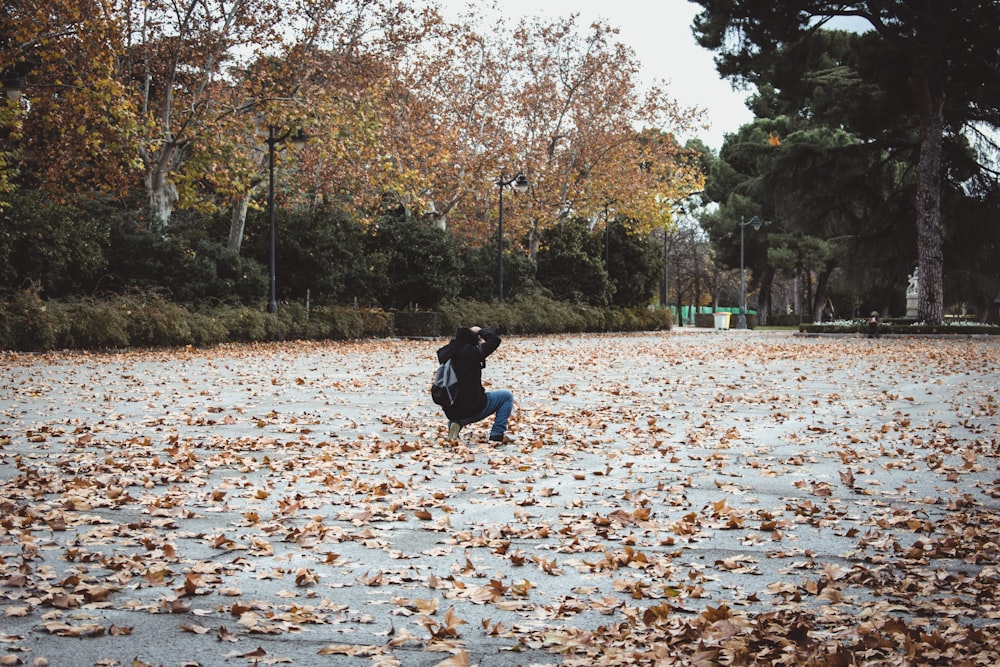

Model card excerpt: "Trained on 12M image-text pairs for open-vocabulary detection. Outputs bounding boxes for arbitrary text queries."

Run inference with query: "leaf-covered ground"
[1,331,998,666]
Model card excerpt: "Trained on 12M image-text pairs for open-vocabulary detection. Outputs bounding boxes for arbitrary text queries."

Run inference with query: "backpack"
[431,358,459,407]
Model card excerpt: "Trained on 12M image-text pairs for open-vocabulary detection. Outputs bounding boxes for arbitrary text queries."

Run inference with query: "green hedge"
[437,296,671,336]
[0,291,672,352]
[799,320,1000,335]
[767,313,802,327]
[0,291,392,351]
[392,311,443,338]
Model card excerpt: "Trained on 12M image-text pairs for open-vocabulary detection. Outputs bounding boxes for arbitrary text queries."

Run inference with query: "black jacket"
[436,327,501,420]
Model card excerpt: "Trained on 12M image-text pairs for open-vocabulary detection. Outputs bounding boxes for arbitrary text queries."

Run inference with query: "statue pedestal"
[906,297,918,318]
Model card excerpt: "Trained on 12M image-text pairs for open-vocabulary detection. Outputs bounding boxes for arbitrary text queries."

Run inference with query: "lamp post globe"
[3,75,23,102]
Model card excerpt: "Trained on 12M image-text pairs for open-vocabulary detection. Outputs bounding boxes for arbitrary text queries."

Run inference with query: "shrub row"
[0,291,672,352]
[440,296,672,336]
[799,320,1000,335]
[0,291,393,351]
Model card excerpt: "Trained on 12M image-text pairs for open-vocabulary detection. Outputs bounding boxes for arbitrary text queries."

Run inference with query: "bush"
[535,218,612,306]
[243,206,370,306]
[357,310,393,338]
[392,311,443,338]
[439,299,502,335]
[768,313,802,327]
[64,298,131,349]
[0,293,672,352]
[187,310,231,347]
[0,289,64,351]
[0,191,110,297]
[217,306,271,342]
[633,307,673,331]
[439,296,672,336]
[120,294,193,347]
[107,216,266,305]
[310,306,362,339]
[274,302,310,340]
[604,306,672,332]
[457,242,538,303]
[799,320,1000,335]
[506,295,592,334]
[366,214,461,310]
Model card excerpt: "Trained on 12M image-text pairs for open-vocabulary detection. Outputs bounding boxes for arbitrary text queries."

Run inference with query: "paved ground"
[1,329,998,666]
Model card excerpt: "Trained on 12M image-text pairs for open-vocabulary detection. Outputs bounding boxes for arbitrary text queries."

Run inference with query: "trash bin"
[713,312,731,330]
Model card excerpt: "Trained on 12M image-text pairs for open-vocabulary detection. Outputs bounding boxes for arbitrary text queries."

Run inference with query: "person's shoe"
[447,422,461,442]
[488,433,513,445]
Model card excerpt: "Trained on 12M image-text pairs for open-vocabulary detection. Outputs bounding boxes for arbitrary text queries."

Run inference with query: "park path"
[1,331,998,666]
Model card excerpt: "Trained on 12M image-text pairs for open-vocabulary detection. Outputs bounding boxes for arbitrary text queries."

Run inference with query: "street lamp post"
[661,228,669,310]
[496,172,529,305]
[604,202,612,273]
[736,215,762,329]
[264,125,306,313]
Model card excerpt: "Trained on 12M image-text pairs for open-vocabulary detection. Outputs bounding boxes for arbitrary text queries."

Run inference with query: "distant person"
[867,311,881,338]
[822,298,835,322]
[436,326,514,444]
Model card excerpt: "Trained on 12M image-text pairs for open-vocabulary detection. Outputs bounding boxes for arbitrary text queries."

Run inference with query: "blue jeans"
[451,390,514,439]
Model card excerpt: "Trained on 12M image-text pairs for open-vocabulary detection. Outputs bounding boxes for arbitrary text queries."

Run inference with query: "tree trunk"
[915,73,946,325]
[803,268,815,323]
[529,220,541,261]
[812,267,833,323]
[793,272,801,319]
[144,168,177,234]
[756,266,775,326]
[227,192,251,252]
[142,144,181,234]
[674,252,684,327]
[693,245,700,320]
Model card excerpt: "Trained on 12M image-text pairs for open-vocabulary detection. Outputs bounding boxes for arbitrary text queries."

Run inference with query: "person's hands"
[469,326,482,335]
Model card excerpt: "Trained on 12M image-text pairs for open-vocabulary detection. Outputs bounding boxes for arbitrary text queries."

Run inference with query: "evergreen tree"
[692,1,1000,323]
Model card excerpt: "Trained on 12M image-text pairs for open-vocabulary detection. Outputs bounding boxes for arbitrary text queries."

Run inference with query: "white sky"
[434,0,755,151]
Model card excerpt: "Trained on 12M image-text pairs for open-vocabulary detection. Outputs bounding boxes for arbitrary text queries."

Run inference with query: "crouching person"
[436,326,514,445]
[867,311,881,338]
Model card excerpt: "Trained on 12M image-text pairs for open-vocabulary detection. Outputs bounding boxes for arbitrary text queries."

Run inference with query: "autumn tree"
[692,0,1000,324]
[389,11,706,260]
[1,0,138,205]
[375,5,519,232]
[276,4,443,225]
[662,218,714,326]
[0,98,21,204]
[507,15,705,258]
[114,0,439,237]
[119,0,307,233]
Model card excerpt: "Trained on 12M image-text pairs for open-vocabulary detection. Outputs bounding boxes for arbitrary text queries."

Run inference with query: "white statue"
[905,268,919,317]
[906,269,919,298]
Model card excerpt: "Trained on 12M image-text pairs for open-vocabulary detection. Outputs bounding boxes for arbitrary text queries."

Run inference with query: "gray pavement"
[1,330,998,666]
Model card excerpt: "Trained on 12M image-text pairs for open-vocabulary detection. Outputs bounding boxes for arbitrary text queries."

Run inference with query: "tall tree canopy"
[387,10,706,255]
[2,0,708,321]
[701,29,921,322]
[1,0,138,202]
[692,0,1000,324]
